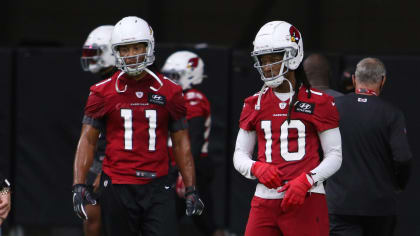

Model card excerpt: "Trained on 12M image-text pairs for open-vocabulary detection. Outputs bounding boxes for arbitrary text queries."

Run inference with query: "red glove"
[278,172,313,212]
[251,162,284,189]
[176,173,186,199]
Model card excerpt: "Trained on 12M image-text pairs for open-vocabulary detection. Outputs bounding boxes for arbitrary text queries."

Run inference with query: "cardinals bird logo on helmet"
[162,51,206,90]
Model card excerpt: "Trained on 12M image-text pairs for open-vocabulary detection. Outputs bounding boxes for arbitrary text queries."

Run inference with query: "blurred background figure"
[304,53,343,98]
[339,66,355,94]
[79,24,116,236]
[81,25,117,78]
[162,51,224,236]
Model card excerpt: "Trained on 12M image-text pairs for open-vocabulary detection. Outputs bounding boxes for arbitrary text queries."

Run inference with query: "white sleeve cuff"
[233,128,257,179]
[311,127,342,183]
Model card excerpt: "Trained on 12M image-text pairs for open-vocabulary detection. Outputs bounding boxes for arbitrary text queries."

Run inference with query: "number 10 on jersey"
[261,120,306,162]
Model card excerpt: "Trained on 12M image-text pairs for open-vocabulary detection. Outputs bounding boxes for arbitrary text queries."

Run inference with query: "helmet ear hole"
[291,48,298,57]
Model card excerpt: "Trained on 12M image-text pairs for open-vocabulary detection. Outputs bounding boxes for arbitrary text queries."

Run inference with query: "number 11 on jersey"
[120,109,157,151]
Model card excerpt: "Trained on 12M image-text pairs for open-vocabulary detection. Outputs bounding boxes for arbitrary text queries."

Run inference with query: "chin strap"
[285,78,293,105]
[115,71,127,93]
[255,84,267,110]
[145,68,163,92]
[254,78,294,110]
[115,68,163,93]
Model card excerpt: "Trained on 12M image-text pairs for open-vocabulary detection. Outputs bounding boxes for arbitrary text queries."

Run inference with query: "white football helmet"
[81,25,115,73]
[251,21,304,88]
[161,51,205,90]
[111,16,155,76]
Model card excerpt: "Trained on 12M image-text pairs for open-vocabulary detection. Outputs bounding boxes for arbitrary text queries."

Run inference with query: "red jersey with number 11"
[84,71,186,184]
[239,86,339,181]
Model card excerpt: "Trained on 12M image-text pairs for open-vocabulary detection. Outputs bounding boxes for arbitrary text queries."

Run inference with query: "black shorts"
[99,172,178,236]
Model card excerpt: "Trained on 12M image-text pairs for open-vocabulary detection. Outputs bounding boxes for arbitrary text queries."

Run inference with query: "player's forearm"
[73,141,95,185]
[172,130,196,187]
[233,129,257,179]
[73,125,99,185]
[311,128,342,183]
[175,150,196,187]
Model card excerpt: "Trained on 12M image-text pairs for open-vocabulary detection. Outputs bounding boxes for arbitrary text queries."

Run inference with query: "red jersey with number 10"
[84,71,186,184]
[239,86,339,181]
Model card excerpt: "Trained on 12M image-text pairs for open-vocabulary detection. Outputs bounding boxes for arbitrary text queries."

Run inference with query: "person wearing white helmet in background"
[162,51,224,236]
[72,16,204,236]
[81,25,117,78]
[79,25,117,236]
[233,21,342,236]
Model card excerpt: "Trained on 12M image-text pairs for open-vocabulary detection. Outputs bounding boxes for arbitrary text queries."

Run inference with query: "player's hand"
[185,186,204,216]
[72,184,97,220]
[251,161,284,189]
[278,172,313,212]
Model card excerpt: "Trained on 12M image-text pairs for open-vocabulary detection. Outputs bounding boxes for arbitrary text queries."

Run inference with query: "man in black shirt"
[326,57,412,236]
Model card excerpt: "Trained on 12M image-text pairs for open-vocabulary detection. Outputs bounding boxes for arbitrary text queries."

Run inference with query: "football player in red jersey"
[162,51,223,236]
[233,21,343,236]
[79,24,117,236]
[72,16,203,236]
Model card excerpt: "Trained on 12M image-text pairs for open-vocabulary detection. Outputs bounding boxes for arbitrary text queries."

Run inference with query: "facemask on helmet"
[161,51,205,90]
[111,16,155,76]
[81,25,115,74]
[251,21,304,88]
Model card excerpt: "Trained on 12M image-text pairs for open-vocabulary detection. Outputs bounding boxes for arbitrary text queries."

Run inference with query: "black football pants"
[329,214,396,236]
[99,172,178,236]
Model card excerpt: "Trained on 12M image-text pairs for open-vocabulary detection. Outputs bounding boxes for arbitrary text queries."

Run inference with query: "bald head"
[355,57,386,85]
[303,53,331,89]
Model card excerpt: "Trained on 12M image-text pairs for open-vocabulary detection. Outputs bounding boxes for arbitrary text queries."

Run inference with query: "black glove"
[185,186,204,216]
[72,184,97,220]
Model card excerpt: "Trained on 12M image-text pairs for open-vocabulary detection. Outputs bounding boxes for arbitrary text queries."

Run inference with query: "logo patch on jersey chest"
[294,101,315,114]
[135,91,144,98]
[279,102,287,109]
[148,93,166,105]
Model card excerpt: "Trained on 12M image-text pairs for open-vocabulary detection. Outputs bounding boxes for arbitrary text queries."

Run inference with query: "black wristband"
[72,184,87,191]
[185,186,197,196]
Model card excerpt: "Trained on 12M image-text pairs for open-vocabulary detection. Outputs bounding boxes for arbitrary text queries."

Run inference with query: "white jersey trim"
[255,182,325,199]
[310,89,323,96]
[95,78,112,87]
